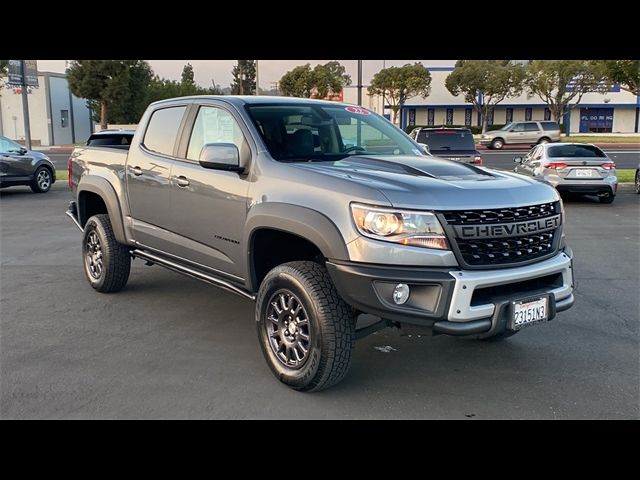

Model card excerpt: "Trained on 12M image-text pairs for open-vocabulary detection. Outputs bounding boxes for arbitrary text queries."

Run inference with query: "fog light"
[393,283,410,305]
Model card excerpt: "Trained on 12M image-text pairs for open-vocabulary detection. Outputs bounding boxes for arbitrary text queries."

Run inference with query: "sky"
[36,60,456,89]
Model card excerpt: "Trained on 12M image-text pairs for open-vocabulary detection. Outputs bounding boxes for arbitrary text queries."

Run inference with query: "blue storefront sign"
[579,108,614,133]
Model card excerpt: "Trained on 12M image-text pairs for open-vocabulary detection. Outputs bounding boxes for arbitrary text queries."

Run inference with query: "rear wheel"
[256,261,355,392]
[490,138,504,150]
[537,136,550,145]
[635,170,640,194]
[599,193,615,204]
[82,214,131,293]
[30,166,52,193]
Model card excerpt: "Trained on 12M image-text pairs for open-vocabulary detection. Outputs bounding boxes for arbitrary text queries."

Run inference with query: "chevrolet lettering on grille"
[453,215,561,239]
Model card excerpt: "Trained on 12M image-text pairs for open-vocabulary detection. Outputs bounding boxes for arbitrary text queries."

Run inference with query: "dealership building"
[0,72,92,146]
[394,66,639,133]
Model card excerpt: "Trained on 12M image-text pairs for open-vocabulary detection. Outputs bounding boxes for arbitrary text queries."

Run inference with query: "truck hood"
[290,155,559,210]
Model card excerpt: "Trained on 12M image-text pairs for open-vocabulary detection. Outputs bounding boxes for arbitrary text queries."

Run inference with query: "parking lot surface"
[1,183,638,419]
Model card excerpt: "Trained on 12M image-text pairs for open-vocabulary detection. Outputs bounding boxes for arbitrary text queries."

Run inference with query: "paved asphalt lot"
[43,147,640,171]
[1,184,638,419]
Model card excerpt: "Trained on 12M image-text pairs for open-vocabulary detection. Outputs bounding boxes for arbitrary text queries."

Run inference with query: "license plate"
[511,297,548,329]
[575,169,593,177]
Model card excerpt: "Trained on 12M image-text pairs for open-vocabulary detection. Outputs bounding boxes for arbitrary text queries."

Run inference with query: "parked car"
[86,130,136,148]
[67,96,574,391]
[481,121,561,150]
[409,127,482,164]
[0,135,56,193]
[514,143,617,203]
[635,164,640,194]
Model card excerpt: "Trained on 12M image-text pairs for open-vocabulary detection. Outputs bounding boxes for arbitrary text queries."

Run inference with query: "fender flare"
[77,176,127,244]
[244,203,349,288]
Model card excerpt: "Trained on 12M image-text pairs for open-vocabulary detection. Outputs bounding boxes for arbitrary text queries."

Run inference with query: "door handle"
[174,175,190,187]
[130,166,143,176]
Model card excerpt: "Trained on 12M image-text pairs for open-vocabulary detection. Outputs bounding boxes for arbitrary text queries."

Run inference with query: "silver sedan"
[514,143,618,204]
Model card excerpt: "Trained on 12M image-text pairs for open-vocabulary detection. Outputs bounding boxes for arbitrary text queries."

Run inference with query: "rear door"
[126,104,188,248]
[523,122,542,143]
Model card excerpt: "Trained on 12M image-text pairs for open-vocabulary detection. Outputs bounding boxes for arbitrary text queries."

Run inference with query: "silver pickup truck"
[67,96,575,391]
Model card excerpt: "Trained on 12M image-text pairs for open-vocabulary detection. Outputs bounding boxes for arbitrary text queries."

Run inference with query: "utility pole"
[255,60,259,95]
[20,60,32,150]
[357,60,363,106]
[239,62,244,95]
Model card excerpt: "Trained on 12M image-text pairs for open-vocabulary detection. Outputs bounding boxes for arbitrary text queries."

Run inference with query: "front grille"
[442,202,558,225]
[440,202,561,268]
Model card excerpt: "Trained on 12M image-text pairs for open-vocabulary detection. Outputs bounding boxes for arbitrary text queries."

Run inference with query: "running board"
[131,249,256,301]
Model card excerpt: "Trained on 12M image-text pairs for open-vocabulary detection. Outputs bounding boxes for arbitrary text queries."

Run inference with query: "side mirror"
[513,157,524,163]
[418,142,430,154]
[199,143,244,173]
[19,147,28,155]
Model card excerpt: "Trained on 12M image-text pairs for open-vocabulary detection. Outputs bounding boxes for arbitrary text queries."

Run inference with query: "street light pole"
[20,60,32,150]
[357,60,363,106]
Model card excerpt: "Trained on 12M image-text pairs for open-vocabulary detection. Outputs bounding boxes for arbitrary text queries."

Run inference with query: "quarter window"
[186,106,246,161]
[143,106,187,156]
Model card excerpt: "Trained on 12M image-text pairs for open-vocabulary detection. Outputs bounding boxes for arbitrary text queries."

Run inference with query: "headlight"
[351,203,449,250]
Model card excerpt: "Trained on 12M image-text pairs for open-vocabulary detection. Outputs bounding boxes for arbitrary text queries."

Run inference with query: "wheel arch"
[77,176,127,243]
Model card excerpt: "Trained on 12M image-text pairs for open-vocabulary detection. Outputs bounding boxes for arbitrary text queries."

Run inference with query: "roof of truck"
[150,95,352,108]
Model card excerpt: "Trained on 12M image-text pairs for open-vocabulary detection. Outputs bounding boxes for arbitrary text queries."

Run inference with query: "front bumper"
[326,248,574,337]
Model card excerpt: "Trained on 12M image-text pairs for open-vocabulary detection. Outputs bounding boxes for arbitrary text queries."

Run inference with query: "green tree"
[279,64,314,97]
[445,60,525,133]
[524,60,606,123]
[368,63,432,124]
[231,60,256,95]
[181,63,196,89]
[67,60,152,129]
[0,60,8,88]
[596,60,640,96]
[279,61,352,99]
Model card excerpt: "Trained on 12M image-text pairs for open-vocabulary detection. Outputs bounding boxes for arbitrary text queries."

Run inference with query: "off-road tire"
[82,214,130,293]
[256,261,355,392]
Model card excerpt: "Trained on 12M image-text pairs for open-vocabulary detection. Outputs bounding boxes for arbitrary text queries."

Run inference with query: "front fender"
[244,202,349,287]
[77,175,127,244]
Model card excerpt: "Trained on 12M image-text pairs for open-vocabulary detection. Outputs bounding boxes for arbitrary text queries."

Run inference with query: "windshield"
[0,136,24,153]
[245,104,423,161]
[500,123,514,131]
[418,130,475,151]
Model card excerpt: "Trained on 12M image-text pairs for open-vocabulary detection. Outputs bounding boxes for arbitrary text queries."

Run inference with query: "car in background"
[0,135,56,193]
[409,127,482,164]
[514,143,617,203]
[86,130,135,149]
[481,121,561,150]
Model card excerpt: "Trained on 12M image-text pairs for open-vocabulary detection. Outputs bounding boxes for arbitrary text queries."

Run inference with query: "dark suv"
[410,127,482,164]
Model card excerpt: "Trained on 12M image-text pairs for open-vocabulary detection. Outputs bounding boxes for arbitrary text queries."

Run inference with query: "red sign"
[345,106,370,115]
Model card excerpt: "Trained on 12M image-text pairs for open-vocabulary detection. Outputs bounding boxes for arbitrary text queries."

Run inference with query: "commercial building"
[391,66,639,133]
[0,72,93,146]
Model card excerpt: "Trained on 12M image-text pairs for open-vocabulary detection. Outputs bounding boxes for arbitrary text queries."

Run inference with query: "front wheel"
[256,261,355,392]
[82,214,131,293]
[490,138,504,150]
[635,170,640,194]
[30,166,52,193]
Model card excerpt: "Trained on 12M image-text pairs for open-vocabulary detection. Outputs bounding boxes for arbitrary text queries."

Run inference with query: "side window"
[512,123,525,132]
[0,138,13,153]
[186,106,246,161]
[528,146,541,161]
[416,130,428,143]
[525,123,539,131]
[143,106,187,156]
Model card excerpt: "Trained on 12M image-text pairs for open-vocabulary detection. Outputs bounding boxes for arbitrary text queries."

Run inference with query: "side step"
[131,249,256,301]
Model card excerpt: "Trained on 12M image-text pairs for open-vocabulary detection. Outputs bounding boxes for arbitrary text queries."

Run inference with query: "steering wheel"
[342,145,366,153]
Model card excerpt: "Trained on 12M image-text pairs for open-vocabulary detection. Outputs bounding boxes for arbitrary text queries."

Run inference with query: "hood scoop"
[338,155,497,181]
